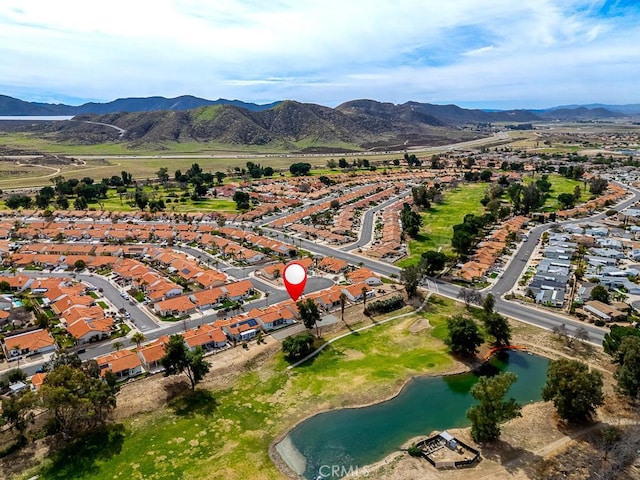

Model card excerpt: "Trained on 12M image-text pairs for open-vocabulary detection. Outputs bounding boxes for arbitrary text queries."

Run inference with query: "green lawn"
[0,184,237,213]
[397,183,488,267]
[34,296,461,480]
[524,174,584,211]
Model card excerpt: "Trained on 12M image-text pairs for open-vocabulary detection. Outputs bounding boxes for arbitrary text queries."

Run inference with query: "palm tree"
[361,286,369,313]
[112,341,124,351]
[264,291,271,308]
[339,293,347,324]
[130,332,145,349]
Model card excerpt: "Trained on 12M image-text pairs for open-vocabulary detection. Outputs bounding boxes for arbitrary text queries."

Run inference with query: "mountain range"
[0,94,637,151]
[0,94,279,116]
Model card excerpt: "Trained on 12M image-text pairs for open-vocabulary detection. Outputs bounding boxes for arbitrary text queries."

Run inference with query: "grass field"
[524,174,585,211]
[397,183,488,267]
[35,296,460,480]
[0,183,237,213]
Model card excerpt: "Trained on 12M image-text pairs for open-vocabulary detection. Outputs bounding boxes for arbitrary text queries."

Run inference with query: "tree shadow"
[163,378,191,403]
[480,438,542,475]
[168,389,218,417]
[41,424,125,479]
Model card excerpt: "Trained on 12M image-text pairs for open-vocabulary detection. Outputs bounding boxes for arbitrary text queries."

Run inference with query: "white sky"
[1,0,638,108]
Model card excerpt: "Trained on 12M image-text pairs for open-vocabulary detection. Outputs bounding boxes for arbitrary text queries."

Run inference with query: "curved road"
[263,181,640,347]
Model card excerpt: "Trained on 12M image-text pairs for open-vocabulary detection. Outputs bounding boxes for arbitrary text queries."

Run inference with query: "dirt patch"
[408,318,431,333]
[114,336,281,420]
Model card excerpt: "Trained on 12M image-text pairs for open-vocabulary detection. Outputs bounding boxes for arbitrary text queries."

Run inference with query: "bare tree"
[457,288,482,309]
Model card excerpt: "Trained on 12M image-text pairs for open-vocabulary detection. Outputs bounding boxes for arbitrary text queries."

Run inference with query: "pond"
[278,350,549,479]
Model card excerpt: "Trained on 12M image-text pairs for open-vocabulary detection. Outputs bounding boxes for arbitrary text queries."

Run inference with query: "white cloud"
[0,0,638,108]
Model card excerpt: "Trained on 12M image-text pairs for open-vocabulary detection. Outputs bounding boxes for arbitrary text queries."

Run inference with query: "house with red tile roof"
[222,279,254,301]
[137,335,170,372]
[62,305,114,344]
[0,274,33,291]
[97,349,143,379]
[154,295,197,317]
[182,324,228,351]
[3,329,56,360]
[216,316,260,342]
[347,267,382,285]
[341,282,374,303]
[193,270,227,289]
[246,302,297,331]
[318,256,348,274]
[30,372,47,391]
[189,287,227,310]
[308,285,345,311]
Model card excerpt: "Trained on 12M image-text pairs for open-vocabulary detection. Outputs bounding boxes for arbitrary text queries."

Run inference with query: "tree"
[160,335,210,390]
[483,313,512,347]
[134,188,149,210]
[74,259,86,271]
[521,183,543,214]
[603,325,640,361]
[362,286,369,313]
[0,280,11,292]
[451,227,473,257]
[479,169,492,182]
[590,285,610,304]
[419,250,446,276]
[1,390,37,442]
[467,372,521,442]
[536,175,552,193]
[400,265,422,298]
[233,191,251,211]
[297,298,321,337]
[542,359,604,423]
[41,364,116,439]
[282,332,315,361]
[458,287,482,309]
[156,167,169,183]
[339,292,347,324]
[445,315,484,357]
[482,293,495,315]
[589,177,608,195]
[289,162,312,176]
[130,332,146,349]
[507,183,523,212]
[400,203,422,238]
[557,193,576,209]
[615,336,640,398]
[112,341,124,351]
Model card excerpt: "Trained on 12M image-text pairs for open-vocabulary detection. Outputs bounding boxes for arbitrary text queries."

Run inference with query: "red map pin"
[282,261,307,301]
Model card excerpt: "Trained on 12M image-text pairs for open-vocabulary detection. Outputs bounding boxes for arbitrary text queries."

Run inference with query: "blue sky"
[1,0,638,109]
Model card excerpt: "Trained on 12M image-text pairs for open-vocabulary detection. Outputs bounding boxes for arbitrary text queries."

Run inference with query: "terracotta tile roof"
[3,329,56,353]
[96,349,142,376]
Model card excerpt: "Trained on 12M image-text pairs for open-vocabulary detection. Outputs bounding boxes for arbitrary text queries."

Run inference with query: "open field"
[29,297,462,480]
[397,183,488,266]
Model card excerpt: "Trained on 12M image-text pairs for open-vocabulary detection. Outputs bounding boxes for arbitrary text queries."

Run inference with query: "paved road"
[10,181,640,376]
[341,189,411,251]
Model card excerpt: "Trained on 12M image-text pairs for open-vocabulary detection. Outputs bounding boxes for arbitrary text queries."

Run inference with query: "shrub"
[363,295,405,315]
[407,444,422,457]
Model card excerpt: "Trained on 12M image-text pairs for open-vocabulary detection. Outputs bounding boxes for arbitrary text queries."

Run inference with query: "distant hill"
[546,103,640,115]
[2,94,636,152]
[534,106,622,120]
[0,94,279,116]
[33,100,492,151]
[0,95,74,115]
